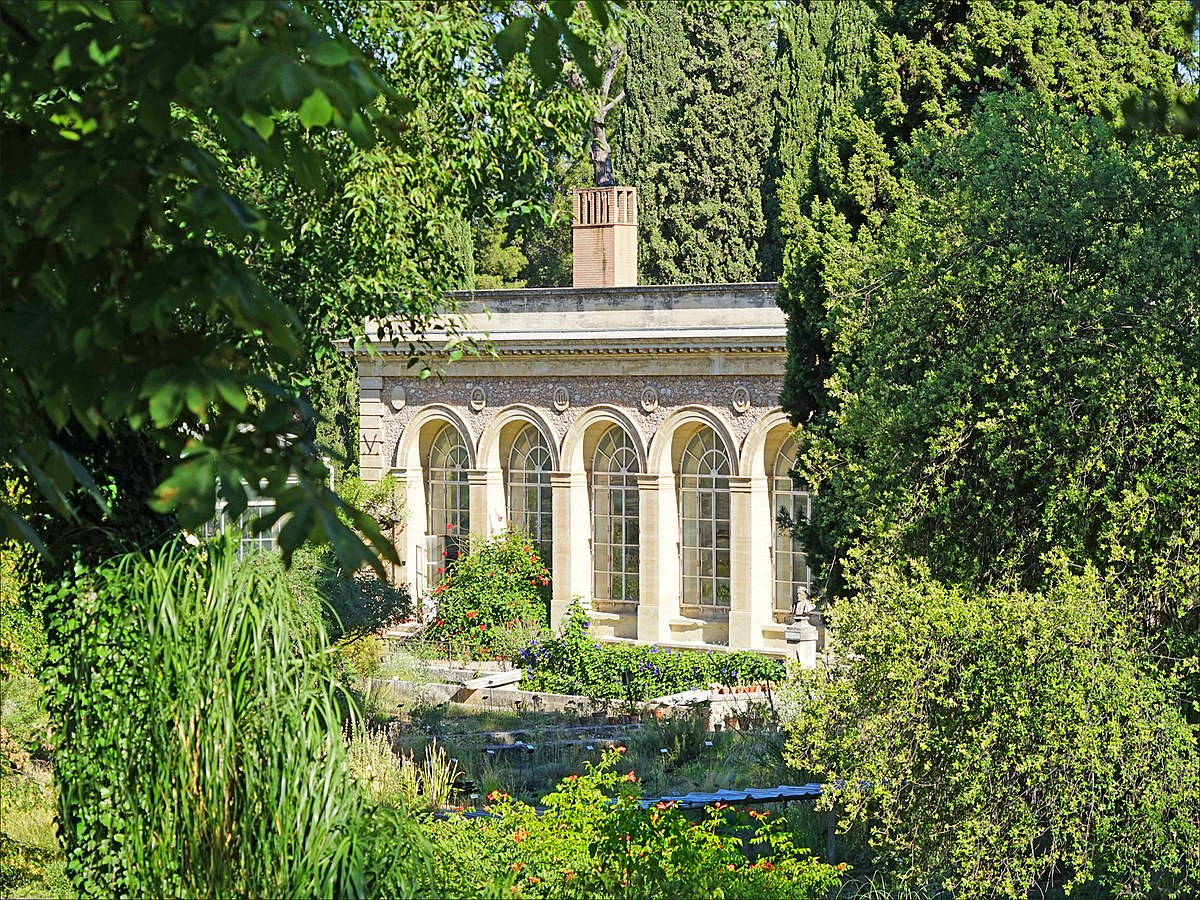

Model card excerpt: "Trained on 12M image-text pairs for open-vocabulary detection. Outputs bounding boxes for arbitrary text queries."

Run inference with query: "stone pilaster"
[728,474,771,650]
[468,468,506,539]
[358,374,385,482]
[550,471,591,628]
[637,472,677,644]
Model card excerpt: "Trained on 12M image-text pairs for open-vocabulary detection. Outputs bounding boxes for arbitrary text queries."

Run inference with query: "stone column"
[550,471,591,629]
[728,474,771,651]
[358,372,385,482]
[637,472,677,644]
[468,468,506,538]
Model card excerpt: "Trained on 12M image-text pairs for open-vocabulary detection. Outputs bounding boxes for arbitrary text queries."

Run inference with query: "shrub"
[276,544,412,643]
[519,602,786,700]
[44,536,427,897]
[424,748,841,898]
[785,556,1200,898]
[425,531,550,659]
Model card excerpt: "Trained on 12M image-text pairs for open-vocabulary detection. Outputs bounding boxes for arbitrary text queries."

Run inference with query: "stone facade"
[351,280,821,660]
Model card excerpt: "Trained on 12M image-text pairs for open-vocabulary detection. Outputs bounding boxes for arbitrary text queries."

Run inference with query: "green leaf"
[308,40,351,67]
[495,17,533,67]
[297,89,332,129]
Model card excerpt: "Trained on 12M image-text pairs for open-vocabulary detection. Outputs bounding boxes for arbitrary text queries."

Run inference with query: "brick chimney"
[572,186,637,287]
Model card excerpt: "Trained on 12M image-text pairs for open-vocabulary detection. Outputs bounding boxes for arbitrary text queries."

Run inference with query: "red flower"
[465,610,478,619]
[479,624,486,631]
[622,771,636,783]
[566,774,578,783]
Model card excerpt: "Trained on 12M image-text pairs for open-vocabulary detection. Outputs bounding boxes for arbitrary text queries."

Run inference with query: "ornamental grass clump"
[45,536,428,897]
[424,530,549,659]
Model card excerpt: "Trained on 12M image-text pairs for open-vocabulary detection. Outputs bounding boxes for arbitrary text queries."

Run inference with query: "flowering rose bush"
[423,531,549,659]
[520,602,786,699]
[423,749,840,898]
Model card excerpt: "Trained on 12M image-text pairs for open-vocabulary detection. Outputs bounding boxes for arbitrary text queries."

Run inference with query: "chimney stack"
[572,186,637,287]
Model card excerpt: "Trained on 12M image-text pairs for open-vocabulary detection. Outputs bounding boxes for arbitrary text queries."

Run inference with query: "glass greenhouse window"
[772,437,813,614]
[679,428,730,610]
[591,426,640,605]
[507,424,554,567]
[427,424,471,581]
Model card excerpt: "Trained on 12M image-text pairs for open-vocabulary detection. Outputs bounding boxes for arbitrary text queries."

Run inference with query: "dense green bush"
[786,556,1200,898]
[424,531,550,659]
[273,543,413,644]
[44,536,428,897]
[519,603,786,700]
[425,748,841,898]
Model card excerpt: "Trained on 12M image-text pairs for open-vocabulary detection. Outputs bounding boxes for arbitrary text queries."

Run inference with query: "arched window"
[679,428,731,610]
[591,427,640,605]
[427,425,471,575]
[507,424,553,567]
[772,437,813,614]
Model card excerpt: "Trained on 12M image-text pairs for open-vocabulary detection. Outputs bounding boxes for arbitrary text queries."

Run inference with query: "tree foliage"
[613,1,775,284]
[774,0,1198,424]
[786,558,1200,898]
[797,95,1199,620]
[1,0,617,572]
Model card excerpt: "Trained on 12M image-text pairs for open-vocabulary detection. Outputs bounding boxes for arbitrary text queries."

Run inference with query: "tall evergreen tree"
[774,0,1197,424]
[613,3,775,284]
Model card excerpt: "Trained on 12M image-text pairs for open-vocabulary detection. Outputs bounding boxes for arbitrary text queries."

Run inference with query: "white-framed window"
[427,424,471,583]
[591,426,640,605]
[772,436,813,614]
[679,428,731,610]
[507,424,553,567]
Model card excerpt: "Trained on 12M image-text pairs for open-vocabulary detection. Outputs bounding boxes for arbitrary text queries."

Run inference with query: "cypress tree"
[613,3,775,284]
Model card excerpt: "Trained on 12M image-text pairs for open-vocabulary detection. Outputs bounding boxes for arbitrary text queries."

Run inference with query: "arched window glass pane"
[772,436,812,614]
[507,424,553,567]
[427,425,471,580]
[591,427,640,605]
[679,428,730,609]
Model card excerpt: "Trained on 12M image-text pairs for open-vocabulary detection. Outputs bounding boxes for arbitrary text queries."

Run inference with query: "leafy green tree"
[1,0,617,573]
[786,557,1200,898]
[797,95,1199,625]
[775,0,1198,424]
[613,1,776,284]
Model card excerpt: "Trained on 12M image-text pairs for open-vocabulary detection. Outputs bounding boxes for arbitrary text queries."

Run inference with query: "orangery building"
[351,187,823,661]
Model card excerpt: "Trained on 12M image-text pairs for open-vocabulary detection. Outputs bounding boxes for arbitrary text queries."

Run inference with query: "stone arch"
[740,409,795,478]
[646,405,740,477]
[477,405,561,473]
[392,404,477,472]
[561,405,648,475]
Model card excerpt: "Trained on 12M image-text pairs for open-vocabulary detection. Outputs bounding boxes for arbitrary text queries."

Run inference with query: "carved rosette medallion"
[468,385,487,412]
[640,386,659,414]
[551,385,571,413]
[388,384,407,411]
[731,386,751,414]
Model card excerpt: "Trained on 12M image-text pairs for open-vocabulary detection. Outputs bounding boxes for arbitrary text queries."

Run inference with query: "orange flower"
[725,864,736,871]
[510,862,525,872]
[566,774,578,782]
[564,871,575,881]
[614,745,627,754]
[465,610,478,618]
[513,829,528,844]
[622,771,637,783]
